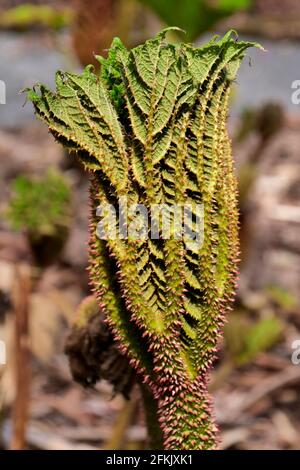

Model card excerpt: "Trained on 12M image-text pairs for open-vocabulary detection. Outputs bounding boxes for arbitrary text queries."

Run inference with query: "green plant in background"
[27,28,260,449]
[140,0,252,41]
[225,314,283,366]
[7,169,71,236]
[0,4,73,31]
[7,169,72,266]
[266,285,297,311]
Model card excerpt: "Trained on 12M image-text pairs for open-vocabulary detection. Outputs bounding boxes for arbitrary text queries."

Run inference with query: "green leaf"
[139,0,252,41]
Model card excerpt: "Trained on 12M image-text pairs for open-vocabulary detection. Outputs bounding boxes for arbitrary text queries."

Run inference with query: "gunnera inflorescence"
[27,28,261,450]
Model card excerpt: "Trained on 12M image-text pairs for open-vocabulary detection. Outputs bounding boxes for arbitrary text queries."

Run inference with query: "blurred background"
[1,0,300,450]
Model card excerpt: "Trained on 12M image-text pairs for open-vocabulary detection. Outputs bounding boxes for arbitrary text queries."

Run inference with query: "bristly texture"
[27,28,261,450]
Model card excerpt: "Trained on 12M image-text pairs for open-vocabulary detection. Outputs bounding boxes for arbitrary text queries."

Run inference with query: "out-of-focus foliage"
[254,102,285,142]
[225,314,283,366]
[0,4,73,31]
[139,0,252,41]
[218,0,251,11]
[236,103,285,144]
[7,169,72,237]
[235,107,257,143]
[71,0,127,67]
[267,285,298,310]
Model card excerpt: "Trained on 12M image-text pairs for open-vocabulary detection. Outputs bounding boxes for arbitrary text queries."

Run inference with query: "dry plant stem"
[104,389,139,450]
[72,0,135,66]
[139,383,164,450]
[10,264,31,450]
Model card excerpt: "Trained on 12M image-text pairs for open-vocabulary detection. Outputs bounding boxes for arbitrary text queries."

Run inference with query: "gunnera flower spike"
[27,28,261,450]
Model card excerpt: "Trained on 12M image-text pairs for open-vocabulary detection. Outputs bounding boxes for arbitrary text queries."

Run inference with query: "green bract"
[27,29,261,450]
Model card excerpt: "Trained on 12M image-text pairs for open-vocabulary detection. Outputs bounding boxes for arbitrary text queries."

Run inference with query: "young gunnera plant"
[7,169,72,266]
[27,28,261,450]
